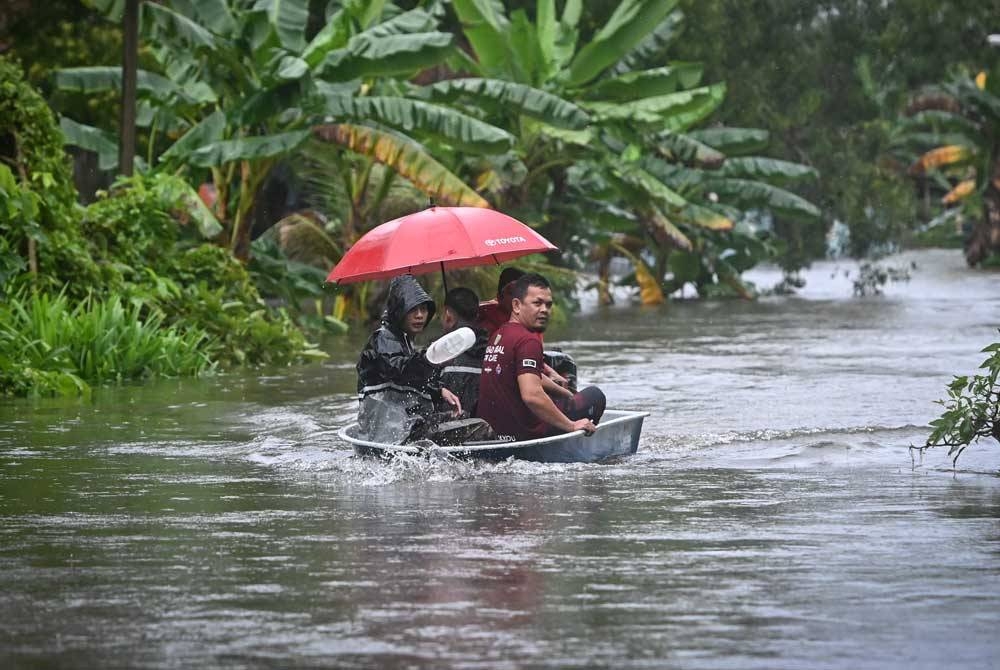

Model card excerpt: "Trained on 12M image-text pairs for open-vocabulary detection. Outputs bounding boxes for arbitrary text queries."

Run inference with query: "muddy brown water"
[1,249,998,669]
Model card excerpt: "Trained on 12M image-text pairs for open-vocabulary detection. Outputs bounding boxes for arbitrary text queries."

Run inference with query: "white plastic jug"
[425,327,476,364]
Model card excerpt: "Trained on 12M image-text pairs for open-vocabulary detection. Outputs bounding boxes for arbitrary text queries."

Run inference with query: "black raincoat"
[356,275,441,444]
[437,323,488,417]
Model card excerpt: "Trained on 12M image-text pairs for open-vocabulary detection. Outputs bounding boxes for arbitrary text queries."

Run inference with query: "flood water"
[1,248,998,669]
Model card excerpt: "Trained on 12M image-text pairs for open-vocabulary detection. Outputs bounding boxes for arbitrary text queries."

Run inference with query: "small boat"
[338,410,650,464]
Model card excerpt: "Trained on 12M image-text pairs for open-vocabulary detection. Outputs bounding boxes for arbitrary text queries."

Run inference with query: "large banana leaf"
[655,131,725,168]
[54,67,216,104]
[720,157,819,185]
[150,176,224,238]
[318,89,514,154]
[451,0,515,77]
[233,79,307,127]
[953,81,1000,120]
[158,110,227,164]
[352,7,439,41]
[687,127,770,156]
[583,85,724,127]
[188,130,312,167]
[536,0,585,77]
[170,0,237,37]
[704,178,822,221]
[273,53,309,81]
[646,207,692,250]
[908,145,973,175]
[891,131,978,152]
[252,0,309,53]
[612,8,684,75]
[680,204,733,230]
[509,10,542,83]
[319,32,454,81]
[587,64,703,101]
[942,179,976,204]
[660,83,726,132]
[535,124,593,146]
[900,110,982,139]
[613,164,688,209]
[610,242,665,304]
[59,118,118,171]
[535,0,559,79]
[421,78,589,130]
[312,124,489,207]
[566,0,679,88]
[143,2,217,50]
[302,12,351,68]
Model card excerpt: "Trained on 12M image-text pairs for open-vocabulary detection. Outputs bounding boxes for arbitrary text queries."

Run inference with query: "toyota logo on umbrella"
[484,236,528,247]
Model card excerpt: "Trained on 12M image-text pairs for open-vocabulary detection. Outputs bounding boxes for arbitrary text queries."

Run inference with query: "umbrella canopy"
[326,206,558,285]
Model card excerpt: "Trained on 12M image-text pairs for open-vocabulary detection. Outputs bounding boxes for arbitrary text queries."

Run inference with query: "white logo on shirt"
[522,359,537,368]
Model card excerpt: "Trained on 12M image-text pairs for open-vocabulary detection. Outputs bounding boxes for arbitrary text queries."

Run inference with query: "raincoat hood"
[384,275,436,332]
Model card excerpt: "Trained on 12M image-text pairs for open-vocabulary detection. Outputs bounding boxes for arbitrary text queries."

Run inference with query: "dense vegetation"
[0,55,322,396]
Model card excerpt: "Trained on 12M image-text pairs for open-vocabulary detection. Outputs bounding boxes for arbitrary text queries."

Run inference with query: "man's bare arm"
[540,371,574,399]
[517,373,594,434]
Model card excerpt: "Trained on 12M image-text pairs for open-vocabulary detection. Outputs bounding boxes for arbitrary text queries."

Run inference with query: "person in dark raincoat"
[438,287,489,416]
[356,274,461,444]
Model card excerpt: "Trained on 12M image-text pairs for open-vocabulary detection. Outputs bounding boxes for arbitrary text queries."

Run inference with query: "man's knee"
[562,386,605,422]
[578,386,606,421]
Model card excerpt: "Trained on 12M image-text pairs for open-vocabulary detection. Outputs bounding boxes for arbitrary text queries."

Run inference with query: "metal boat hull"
[339,410,649,464]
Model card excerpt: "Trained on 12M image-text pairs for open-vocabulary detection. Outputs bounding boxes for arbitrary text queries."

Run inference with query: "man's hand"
[441,388,462,417]
[543,364,569,388]
[571,418,597,436]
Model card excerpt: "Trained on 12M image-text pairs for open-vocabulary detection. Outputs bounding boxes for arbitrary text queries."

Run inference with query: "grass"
[0,290,215,397]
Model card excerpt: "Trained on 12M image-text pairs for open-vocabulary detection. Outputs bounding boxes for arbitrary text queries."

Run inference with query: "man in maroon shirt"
[477,273,606,441]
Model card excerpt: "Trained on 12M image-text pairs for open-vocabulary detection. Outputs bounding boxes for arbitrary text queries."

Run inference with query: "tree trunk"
[118,0,139,176]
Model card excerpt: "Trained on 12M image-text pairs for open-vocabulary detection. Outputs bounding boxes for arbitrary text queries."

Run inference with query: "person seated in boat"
[477,273,606,442]
[477,266,576,395]
[438,287,489,416]
[356,274,462,444]
[476,266,525,335]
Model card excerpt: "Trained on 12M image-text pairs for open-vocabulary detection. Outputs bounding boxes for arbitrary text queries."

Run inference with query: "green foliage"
[0,290,214,397]
[57,1,492,260]
[919,334,1000,465]
[0,55,103,294]
[0,87,325,395]
[447,1,818,303]
[672,0,997,263]
[896,65,1000,267]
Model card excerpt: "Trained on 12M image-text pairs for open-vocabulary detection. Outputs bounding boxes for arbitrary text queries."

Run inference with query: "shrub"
[916,332,1000,465]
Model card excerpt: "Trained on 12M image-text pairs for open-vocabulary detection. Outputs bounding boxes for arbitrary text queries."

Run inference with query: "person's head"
[442,287,480,333]
[510,273,553,332]
[496,267,526,311]
[385,274,435,336]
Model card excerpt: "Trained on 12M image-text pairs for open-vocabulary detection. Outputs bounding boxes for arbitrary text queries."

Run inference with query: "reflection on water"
[1,249,999,669]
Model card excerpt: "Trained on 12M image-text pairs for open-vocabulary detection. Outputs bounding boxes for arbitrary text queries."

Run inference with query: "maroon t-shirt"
[476,300,509,335]
[477,321,547,441]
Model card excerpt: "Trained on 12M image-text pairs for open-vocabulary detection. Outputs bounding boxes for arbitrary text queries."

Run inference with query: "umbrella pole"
[440,262,448,295]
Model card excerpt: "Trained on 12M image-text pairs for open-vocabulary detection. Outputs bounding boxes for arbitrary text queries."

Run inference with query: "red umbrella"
[326,206,558,286]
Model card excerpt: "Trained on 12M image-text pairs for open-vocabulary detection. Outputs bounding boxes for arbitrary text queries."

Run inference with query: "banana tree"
[446,0,821,302]
[900,66,1000,266]
[57,1,507,259]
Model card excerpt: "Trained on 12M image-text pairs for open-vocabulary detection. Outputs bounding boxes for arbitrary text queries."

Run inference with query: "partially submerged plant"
[914,331,1000,466]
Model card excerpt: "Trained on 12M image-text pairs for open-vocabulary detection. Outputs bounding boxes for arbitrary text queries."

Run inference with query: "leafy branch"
[913,331,1000,465]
